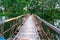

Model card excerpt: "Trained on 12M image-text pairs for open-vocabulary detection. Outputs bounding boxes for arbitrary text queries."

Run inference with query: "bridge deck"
[13,15,40,40]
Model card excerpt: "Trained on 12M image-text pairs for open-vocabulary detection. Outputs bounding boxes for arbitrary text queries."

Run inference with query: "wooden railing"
[5,15,24,22]
[0,15,24,38]
[35,15,60,34]
[35,15,60,40]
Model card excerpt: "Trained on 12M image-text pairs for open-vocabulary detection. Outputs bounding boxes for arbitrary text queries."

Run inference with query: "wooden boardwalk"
[13,15,40,40]
[0,14,60,40]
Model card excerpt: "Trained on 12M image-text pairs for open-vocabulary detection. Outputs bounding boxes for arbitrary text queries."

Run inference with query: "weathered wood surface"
[5,15,24,22]
[13,15,40,40]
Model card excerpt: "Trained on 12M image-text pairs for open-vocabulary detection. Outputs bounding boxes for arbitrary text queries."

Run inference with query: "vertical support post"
[9,21,12,37]
[9,20,15,37]
[1,23,4,36]
[46,27,51,38]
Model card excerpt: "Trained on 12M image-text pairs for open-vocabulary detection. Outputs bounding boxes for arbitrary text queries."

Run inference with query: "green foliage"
[0,0,60,20]
[1,0,29,17]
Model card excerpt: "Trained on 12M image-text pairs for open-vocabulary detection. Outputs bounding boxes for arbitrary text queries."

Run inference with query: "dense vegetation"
[0,0,60,22]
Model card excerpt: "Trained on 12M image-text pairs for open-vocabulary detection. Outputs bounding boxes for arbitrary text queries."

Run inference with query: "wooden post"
[12,20,15,35]
[1,23,4,36]
[46,27,51,38]
[9,20,15,37]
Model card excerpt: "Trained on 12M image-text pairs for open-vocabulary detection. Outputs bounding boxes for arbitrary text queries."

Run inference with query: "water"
[0,36,6,40]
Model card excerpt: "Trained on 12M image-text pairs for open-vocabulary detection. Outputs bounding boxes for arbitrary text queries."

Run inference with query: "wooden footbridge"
[0,14,60,40]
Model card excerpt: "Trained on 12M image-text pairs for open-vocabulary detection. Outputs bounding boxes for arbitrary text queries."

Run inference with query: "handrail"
[0,15,25,36]
[34,15,60,34]
[5,15,24,23]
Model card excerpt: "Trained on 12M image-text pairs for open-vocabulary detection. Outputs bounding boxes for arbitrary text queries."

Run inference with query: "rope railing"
[34,15,60,34]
